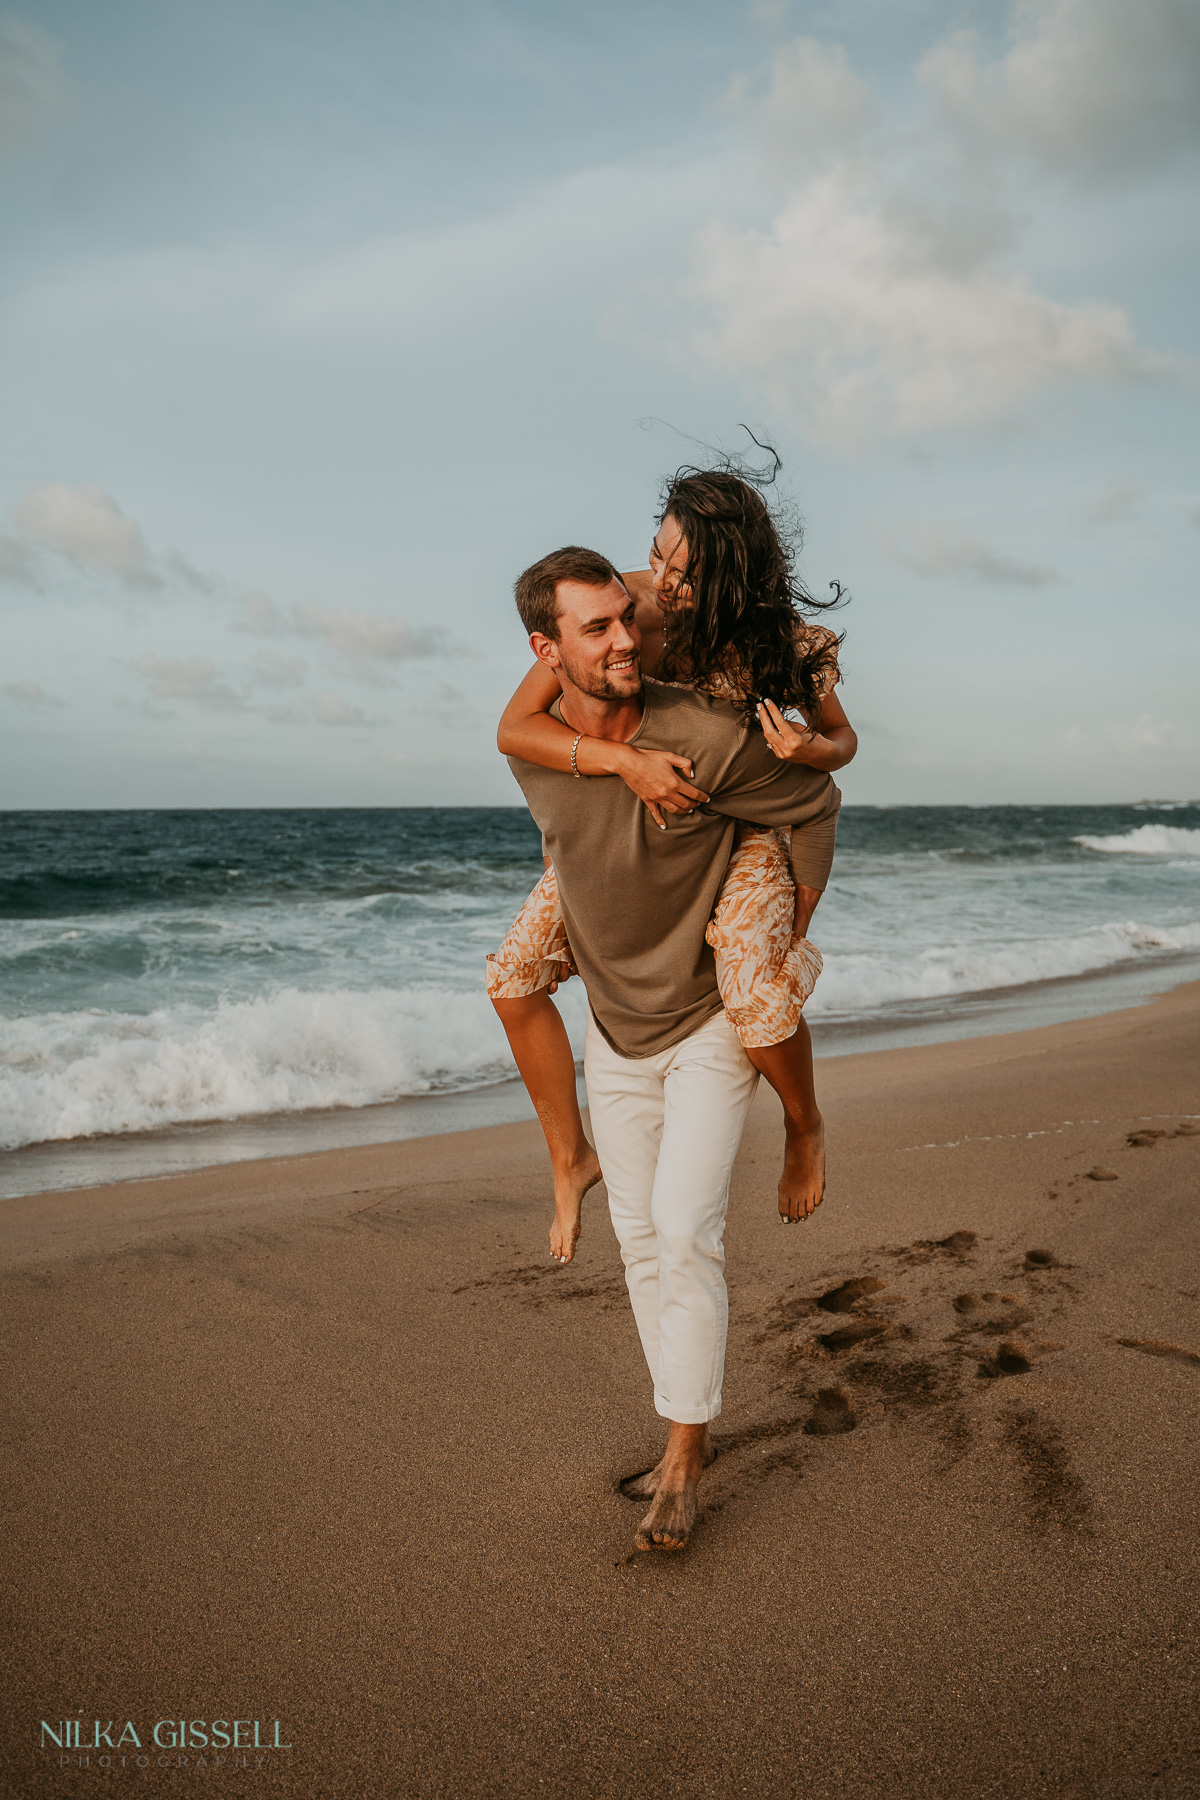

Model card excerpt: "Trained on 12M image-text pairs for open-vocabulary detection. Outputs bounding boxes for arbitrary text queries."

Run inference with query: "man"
[505,546,840,1552]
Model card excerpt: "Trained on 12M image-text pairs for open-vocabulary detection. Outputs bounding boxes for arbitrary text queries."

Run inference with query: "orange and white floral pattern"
[485,866,577,999]
[486,826,820,1050]
[704,824,822,1049]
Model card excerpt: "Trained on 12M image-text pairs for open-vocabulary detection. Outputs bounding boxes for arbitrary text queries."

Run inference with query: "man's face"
[533,577,643,701]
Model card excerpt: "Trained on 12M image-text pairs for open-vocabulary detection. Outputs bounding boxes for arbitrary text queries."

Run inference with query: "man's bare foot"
[635,1485,696,1552]
[779,1113,825,1223]
[630,1421,712,1551]
[548,1147,603,1264]
[619,1426,715,1500]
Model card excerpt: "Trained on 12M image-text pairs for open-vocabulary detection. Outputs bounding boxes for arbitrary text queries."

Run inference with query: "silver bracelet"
[570,732,584,778]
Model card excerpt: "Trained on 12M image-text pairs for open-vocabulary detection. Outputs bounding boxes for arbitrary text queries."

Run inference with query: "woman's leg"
[487,865,600,1263]
[707,830,827,1222]
[745,1017,824,1223]
[491,992,601,1262]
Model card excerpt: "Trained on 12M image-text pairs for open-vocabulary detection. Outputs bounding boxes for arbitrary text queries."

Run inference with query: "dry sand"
[2,983,1198,1799]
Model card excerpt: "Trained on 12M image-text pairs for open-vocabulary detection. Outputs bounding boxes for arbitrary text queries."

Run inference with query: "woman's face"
[649,513,692,614]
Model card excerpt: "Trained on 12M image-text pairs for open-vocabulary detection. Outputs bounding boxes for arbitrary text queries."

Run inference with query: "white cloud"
[879,524,1059,586]
[236,590,444,669]
[310,691,371,727]
[693,165,1178,445]
[729,37,874,174]
[0,17,67,150]
[236,591,287,633]
[691,15,1196,446]
[1107,714,1174,755]
[292,601,442,663]
[263,691,377,728]
[3,678,62,708]
[131,653,244,711]
[749,0,790,31]
[128,651,380,728]
[1058,713,1178,764]
[1088,481,1140,523]
[248,650,307,689]
[919,0,1200,186]
[0,529,39,586]
[9,483,161,588]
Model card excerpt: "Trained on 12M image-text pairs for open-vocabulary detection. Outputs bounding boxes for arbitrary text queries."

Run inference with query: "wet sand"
[2,983,1198,1798]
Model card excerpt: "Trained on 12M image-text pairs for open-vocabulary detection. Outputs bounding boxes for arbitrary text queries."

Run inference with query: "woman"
[490,460,857,1262]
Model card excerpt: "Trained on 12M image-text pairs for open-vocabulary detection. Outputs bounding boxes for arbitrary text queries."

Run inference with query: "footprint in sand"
[892,1229,979,1267]
[952,1292,1034,1334]
[804,1388,857,1435]
[817,1276,887,1314]
[1115,1337,1200,1367]
[1002,1410,1091,1533]
[818,1319,889,1353]
[978,1342,1033,1379]
[733,1234,1084,1501]
[936,1230,977,1254]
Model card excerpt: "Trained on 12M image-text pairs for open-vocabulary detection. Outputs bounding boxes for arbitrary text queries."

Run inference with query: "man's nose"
[611,618,638,652]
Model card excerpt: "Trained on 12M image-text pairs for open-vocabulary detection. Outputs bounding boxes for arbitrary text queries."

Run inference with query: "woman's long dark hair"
[656,443,845,725]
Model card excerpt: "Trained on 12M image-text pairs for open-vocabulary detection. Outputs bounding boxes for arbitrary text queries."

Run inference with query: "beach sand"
[2,983,1198,1798]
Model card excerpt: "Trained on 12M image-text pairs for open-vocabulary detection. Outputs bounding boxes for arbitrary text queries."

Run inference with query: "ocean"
[3,803,1199,1198]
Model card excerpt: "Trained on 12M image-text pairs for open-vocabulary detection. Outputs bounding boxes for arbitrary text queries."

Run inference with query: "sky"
[0,0,1197,809]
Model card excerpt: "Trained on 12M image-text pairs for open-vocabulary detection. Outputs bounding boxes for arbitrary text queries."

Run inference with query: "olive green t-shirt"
[508,681,841,1059]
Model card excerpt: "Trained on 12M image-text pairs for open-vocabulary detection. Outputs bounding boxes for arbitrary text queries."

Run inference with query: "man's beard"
[557,649,643,701]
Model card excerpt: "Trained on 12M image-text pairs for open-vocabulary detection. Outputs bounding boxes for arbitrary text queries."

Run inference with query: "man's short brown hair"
[514,546,621,641]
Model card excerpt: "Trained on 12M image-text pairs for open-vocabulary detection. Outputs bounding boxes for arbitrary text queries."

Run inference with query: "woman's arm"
[757,689,858,772]
[496,661,709,830]
[620,569,665,677]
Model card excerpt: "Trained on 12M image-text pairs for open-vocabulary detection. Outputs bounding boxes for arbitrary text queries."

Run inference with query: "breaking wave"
[1074,825,1200,856]
[807,918,1200,1019]
[0,984,589,1151]
[4,919,1198,1148]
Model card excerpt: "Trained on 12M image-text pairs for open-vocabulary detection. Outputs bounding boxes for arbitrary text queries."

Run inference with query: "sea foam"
[1074,825,1200,856]
[806,918,1200,1018]
[5,807,1200,1155]
[4,919,1198,1148]
[0,983,589,1150]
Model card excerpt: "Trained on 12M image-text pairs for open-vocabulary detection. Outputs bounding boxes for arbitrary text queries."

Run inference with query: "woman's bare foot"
[490,989,600,1264]
[745,1021,827,1226]
[548,1147,603,1264]
[632,1422,712,1551]
[779,1112,825,1224]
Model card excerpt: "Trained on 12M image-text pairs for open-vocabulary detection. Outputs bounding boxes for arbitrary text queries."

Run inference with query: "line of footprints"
[745,1119,1200,1447]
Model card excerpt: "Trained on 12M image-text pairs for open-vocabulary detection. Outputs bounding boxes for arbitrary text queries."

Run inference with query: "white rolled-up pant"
[584,1008,760,1424]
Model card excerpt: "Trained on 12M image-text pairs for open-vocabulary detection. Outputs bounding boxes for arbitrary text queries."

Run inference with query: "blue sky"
[1,0,1197,807]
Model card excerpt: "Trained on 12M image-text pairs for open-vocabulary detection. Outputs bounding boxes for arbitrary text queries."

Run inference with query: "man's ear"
[529,632,562,670]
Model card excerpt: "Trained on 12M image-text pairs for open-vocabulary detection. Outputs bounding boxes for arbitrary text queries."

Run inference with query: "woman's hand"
[545,960,574,996]
[758,699,826,765]
[757,696,858,772]
[612,745,709,831]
